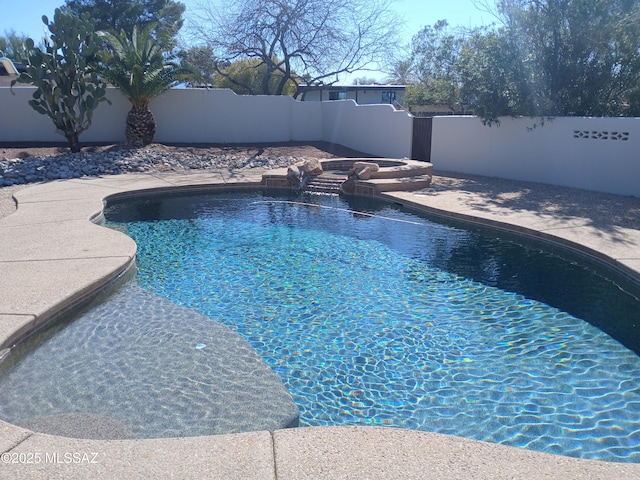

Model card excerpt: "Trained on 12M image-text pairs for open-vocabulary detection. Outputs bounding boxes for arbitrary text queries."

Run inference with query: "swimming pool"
[1,190,639,462]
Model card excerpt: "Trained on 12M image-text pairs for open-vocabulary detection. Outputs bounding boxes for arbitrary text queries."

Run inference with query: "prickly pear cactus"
[11,9,110,152]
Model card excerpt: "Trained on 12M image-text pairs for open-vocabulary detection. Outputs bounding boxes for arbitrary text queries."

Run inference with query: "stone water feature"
[264,158,434,195]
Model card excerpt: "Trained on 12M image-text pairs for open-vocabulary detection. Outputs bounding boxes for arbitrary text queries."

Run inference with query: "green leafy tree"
[213,58,297,95]
[458,26,537,124]
[11,10,110,152]
[64,0,185,45]
[0,30,34,63]
[406,1,640,123]
[496,0,640,116]
[97,24,195,145]
[461,0,640,122]
[177,45,217,86]
[410,21,464,104]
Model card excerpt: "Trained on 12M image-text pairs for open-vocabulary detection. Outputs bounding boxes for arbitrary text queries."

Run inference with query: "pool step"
[304,174,346,193]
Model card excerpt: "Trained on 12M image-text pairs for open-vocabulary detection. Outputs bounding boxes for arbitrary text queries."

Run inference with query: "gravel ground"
[0,141,371,218]
[0,141,372,188]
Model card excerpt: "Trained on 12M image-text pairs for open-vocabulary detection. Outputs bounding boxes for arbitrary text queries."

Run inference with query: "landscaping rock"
[0,145,311,187]
[348,161,380,180]
[298,158,324,176]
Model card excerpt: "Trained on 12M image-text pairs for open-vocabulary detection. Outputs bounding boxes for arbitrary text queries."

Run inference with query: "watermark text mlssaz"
[1,451,99,464]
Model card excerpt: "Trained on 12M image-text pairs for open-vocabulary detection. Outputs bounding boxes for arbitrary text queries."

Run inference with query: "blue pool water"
[1,190,639,461]
[102,191,640,462]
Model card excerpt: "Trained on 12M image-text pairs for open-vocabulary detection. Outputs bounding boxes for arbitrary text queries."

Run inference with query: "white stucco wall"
[290,98,323,141]
[321,100,413,158]
[152,88,296,143]
[3,87,130,142]
[3,85,639,197]
[431,116,640,197]
[0,87,409,157]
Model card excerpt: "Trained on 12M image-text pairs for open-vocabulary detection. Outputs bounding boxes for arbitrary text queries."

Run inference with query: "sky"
[1,0,496,82]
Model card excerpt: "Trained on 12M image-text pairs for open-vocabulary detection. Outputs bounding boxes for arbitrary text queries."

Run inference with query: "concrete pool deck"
[1,168,639,479]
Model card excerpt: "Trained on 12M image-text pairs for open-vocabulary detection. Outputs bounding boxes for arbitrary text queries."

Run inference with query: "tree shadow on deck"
[426,171,640,243]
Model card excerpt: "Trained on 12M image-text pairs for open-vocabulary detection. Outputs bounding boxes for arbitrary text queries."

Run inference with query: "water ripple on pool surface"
[0,283,299,439]
[109,193,640,463]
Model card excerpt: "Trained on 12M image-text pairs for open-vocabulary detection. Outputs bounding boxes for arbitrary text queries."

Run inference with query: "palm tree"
[97,24,191,145]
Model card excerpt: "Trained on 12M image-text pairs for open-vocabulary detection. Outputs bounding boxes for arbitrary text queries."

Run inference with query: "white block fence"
[431,116,640,197]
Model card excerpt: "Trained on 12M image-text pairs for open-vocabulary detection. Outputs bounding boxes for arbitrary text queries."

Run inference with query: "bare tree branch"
[188,0,401,95]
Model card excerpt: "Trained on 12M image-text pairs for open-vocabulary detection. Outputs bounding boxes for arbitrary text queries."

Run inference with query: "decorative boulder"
[356,166,373,180]
[298,158,324,176]
[348,161,380,180]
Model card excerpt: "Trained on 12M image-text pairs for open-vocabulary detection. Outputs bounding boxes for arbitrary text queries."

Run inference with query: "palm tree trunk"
[126,106,157,145]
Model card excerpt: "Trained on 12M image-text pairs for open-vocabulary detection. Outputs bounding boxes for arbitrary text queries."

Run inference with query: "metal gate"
[411,117,433,162]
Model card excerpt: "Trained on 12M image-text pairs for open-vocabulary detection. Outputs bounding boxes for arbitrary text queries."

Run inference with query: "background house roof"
[0,58,26,87]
